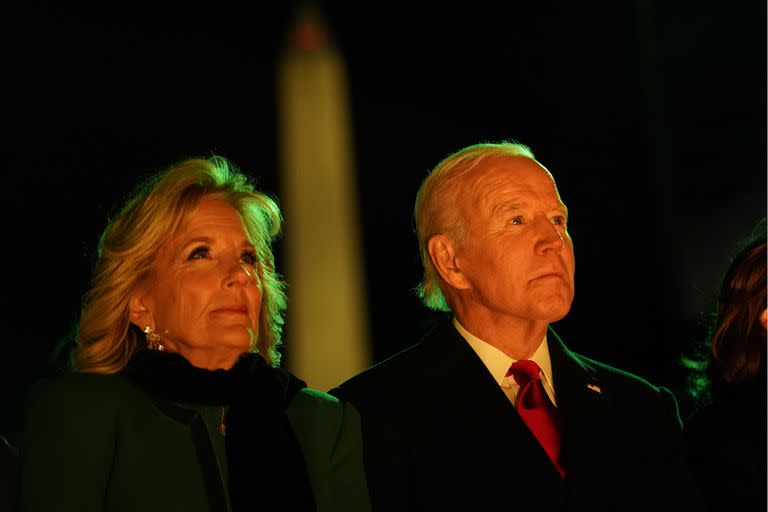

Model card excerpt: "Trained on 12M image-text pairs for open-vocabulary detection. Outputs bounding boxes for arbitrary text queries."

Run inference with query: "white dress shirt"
[453,317,557,407]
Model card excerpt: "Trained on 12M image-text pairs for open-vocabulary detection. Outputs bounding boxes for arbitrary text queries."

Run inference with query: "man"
[331,142,702,511]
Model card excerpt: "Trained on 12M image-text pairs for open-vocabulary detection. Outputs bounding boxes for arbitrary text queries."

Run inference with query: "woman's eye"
[510,216,523,225]
[552,216,565,225]
[188,246,210,260]
[241,252,257,266]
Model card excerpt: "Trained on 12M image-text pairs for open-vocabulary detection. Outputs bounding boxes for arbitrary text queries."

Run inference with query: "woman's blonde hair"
[73,155,286,373]
[414,141,535,311]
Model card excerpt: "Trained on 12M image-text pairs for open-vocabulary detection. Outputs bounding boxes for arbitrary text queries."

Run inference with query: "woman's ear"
[427,234,470,291]
[129,293,153,329]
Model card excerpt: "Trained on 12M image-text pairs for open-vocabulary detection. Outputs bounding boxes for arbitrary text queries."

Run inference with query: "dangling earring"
[143,325,165,351]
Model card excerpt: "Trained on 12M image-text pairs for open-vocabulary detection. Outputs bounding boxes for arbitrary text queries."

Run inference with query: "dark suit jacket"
[332,319,703,511]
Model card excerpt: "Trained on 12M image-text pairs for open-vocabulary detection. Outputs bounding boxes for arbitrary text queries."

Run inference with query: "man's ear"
[128,292,153,330]
[427,234,470,290]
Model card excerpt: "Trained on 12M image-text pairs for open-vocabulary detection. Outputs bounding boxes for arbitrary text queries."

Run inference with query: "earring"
[143,325,165,351]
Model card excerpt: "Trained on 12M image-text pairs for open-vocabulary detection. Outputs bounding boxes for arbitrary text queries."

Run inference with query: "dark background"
[2,0,765,444]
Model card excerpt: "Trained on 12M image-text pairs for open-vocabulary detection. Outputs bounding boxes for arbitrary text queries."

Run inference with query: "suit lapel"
[420,321,564,486]
[548,328,611,483]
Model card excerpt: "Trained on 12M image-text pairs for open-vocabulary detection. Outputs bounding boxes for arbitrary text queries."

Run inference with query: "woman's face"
[131,195,262,369]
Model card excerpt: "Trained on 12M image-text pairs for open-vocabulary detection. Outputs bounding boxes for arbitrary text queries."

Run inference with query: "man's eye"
[552,216,565,225]
[188,247,210,260]
[510,216,523,225]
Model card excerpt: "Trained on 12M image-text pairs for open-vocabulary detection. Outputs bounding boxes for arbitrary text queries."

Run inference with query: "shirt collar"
[452,317,555,391]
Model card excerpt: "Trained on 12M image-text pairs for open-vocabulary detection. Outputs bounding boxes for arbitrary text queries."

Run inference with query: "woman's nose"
[226,261,253,287]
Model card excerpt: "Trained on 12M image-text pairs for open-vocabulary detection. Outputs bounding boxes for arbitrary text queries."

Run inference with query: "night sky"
[3,0,765,442]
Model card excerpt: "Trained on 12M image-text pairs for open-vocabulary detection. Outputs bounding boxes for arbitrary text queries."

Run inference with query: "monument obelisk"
[276,3,371,391]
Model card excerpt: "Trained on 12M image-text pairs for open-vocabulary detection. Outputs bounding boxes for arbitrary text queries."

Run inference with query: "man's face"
[453,156,575,323]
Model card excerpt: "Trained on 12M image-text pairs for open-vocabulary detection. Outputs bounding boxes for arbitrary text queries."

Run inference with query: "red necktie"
[507,360,565,478]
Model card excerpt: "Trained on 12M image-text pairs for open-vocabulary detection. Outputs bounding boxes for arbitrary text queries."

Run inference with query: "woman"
[683,218,766,512]
[20,156,371,511]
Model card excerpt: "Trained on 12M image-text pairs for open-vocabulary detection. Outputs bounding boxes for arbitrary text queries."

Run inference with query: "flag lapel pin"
[586,383,602,394]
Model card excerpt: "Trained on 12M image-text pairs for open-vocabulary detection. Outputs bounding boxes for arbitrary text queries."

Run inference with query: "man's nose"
[536,219,565,253]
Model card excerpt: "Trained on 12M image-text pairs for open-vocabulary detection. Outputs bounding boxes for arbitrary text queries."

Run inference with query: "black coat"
[332,318,703,511]
[684,366,767,512]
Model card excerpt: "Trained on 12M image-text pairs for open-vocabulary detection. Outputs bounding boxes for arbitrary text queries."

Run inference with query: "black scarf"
[122,349,316,511]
